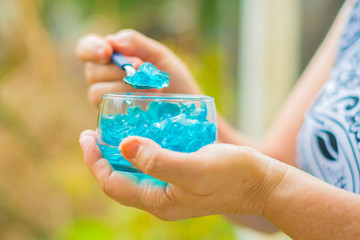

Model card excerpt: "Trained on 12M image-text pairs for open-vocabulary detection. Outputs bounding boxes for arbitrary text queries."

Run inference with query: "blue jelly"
[97,101,217,179]
[124,62,170,89]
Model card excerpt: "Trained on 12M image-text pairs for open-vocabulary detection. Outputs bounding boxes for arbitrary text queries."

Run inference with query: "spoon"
[112,53,169,89]
[111,53,136,78]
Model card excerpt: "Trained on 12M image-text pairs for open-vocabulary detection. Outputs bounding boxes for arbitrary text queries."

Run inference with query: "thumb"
[105,29,171,65]
[120,136,203,187]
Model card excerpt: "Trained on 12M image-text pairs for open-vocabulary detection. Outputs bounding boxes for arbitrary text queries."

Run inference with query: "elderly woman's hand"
[79,130,288,220]
[76,29,202,107]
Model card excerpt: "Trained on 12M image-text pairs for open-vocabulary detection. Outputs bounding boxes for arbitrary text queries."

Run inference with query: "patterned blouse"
[297,0,360,194]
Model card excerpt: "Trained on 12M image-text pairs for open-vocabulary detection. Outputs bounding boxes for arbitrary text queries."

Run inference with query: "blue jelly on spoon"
[112,53,169,89]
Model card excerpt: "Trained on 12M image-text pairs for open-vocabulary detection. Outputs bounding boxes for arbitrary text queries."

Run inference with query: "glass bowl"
[96,92,217,180]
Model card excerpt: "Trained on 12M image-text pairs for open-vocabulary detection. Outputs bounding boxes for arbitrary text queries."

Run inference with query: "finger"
[106,29,171,65]
[79,134,110,182]
[88,81,161,107]
[76,33,113,64]
[85,62,125,84]
[85,57,143,84]
[80,129,96,138]
[79,134,139,204]
[120,136,203,189]
[79,133,172,210]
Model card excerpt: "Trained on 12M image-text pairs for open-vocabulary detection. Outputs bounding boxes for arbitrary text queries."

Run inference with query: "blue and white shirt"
[297,0,360,194]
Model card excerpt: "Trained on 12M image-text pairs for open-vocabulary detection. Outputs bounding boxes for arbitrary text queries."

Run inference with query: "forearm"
[264,163,360,240]
[225,214,278,233]
[219,117,360,238]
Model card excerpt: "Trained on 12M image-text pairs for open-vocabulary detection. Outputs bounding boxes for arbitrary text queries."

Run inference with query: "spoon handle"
[112,53,132,70]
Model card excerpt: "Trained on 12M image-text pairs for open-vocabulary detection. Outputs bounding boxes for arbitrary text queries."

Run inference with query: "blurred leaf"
[59,219,115,240]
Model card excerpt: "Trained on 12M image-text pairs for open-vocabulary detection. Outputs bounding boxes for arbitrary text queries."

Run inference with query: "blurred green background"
[0,0,343,239]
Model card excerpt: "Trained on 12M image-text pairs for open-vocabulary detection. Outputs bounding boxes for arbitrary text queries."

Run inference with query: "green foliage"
[56,211,235,240]
[58,219,115,240]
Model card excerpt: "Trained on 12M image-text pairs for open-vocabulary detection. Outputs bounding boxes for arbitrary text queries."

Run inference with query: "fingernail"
[79,137,86,152]
[121,139,140,160]
[97,48,105,60]
[80,130,90,138]
[79,136,90,152]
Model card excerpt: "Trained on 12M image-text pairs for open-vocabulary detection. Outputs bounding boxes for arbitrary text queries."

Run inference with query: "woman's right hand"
[76,29,202,107]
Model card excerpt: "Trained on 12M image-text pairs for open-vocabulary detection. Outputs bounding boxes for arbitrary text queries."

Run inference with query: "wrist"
[229,149,289,216]
[262,160,292,219]
[258,156,290,217]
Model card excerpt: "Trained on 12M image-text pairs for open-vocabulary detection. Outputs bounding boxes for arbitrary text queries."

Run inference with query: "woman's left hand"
[79,130,288,220]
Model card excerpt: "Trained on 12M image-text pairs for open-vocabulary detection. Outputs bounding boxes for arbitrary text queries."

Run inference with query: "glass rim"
[102,92,214,101]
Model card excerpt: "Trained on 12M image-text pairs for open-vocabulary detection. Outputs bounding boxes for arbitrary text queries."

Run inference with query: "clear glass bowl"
[96,92,217,180]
